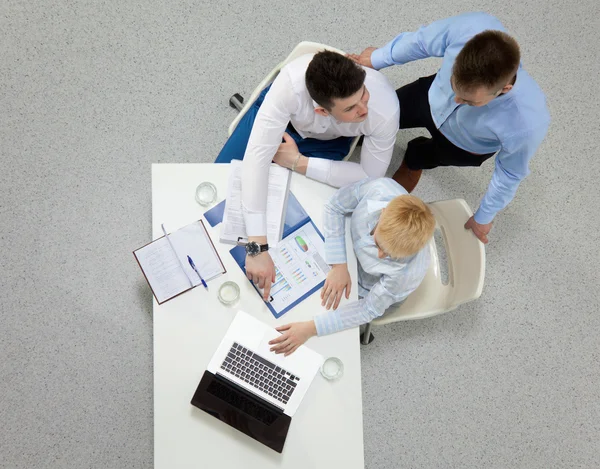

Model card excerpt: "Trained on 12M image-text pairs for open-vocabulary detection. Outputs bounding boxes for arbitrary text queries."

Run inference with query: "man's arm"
[278,124,398,187]
[358,13,503,70]
[303,108,400,188]
[241,70,298,237]
[474,126,548,225]
[369,16,461,69]
[240,70,298,300]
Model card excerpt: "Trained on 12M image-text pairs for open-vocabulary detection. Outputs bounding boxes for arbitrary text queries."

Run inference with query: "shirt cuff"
[324,236,347,265]
[474,207,495,225]
[243,212,267,237]
[313,312,338,336]
[370,47,387,70]
[306,157,331,183]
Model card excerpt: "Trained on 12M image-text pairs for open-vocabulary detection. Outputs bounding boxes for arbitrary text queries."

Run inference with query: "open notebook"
[134,220,226,304]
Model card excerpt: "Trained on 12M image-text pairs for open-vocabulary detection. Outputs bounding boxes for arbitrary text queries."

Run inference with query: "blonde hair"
[377,195,435,258]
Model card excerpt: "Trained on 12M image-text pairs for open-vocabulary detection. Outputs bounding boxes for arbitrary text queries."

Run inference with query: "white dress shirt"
[241,53,400,237]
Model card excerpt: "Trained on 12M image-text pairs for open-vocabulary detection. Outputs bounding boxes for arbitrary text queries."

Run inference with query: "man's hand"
[246,251,275,301]
[272,133,307,174]
[321,264,351,310]
[269,321,317,356]
[347,47,377,69]
[465,216,493,244]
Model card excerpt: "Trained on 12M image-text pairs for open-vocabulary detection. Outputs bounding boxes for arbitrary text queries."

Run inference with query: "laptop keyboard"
[220,342,300,405]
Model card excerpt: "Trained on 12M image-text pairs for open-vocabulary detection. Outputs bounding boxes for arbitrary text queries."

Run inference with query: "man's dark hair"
[453,30,521,92]
[305,51,366,110]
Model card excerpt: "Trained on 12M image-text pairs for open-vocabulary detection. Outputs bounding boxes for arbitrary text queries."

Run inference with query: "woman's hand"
[268,321,317,356]
[321,264,352,310]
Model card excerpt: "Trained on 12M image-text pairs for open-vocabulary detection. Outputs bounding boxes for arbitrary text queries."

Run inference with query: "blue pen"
[187,255,208,290]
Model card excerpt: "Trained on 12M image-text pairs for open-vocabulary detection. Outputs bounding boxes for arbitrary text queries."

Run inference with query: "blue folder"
[204,191,309,235]
[204,193,326,318]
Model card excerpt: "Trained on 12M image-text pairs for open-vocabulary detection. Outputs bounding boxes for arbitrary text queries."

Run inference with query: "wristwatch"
[237,238,269,257]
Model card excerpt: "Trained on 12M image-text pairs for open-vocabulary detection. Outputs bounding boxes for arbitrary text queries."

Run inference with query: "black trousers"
[396,74,495,170]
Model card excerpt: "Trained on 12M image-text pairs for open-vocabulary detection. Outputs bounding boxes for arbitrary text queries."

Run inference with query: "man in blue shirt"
[349,12,550,244]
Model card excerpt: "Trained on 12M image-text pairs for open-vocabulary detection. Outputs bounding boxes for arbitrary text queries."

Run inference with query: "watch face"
[246,241,260,256]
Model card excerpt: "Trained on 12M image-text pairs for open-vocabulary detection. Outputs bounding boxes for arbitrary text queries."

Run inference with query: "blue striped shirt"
[370,12,550,224]
[313,178,431,336]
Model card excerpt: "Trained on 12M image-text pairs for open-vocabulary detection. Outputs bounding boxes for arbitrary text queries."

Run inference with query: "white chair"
[227,41,361,160]
[361,198,486,344]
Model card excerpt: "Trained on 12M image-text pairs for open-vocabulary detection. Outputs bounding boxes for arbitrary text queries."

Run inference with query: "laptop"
[191,310,323,453]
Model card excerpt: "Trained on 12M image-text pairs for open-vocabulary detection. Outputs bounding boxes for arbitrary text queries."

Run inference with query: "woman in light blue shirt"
[268,178,435,356]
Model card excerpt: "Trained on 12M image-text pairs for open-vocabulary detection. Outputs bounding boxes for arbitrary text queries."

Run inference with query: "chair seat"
[372,199,485,325]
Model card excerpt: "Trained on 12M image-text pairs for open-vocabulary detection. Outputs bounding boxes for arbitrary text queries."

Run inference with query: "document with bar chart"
[227,195,331,318]
[266,221,330,317]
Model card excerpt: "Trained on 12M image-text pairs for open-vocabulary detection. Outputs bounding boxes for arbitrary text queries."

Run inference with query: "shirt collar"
[486,64,523,107]
[367,200,390,214]
[366,200,389,233]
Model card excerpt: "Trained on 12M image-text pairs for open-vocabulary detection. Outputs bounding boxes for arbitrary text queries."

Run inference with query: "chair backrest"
[372,198,485,324]
[228,42,347,137]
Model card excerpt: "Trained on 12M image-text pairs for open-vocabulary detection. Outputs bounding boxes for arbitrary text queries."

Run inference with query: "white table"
[152,164,364,469]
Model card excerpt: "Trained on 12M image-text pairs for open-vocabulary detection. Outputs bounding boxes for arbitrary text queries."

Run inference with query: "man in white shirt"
[215,51,400,299]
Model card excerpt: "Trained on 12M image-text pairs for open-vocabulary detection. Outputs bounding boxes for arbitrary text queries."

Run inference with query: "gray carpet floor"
[1,1,599,468]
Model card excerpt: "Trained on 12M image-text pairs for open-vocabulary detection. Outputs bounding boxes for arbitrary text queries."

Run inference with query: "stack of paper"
[220,160,291,247]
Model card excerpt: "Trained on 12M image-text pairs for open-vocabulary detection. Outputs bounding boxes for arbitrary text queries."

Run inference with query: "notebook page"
[169,221,224,283]
[135,238,191,303]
